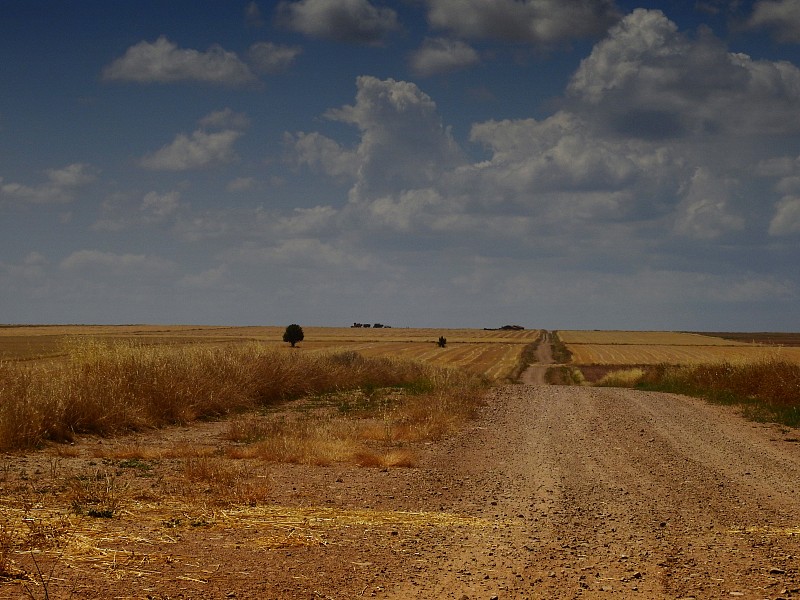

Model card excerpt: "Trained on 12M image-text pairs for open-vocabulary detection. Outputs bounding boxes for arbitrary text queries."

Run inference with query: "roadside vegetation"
[596,358,800,427]
[549,331,573,363]
[0,338,488,453]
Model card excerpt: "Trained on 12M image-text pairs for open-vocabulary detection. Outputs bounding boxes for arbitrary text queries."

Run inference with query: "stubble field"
[0,324,541,381]
[558,329,800,365]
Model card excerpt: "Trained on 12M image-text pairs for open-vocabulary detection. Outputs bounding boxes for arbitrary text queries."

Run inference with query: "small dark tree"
[283,324,304,348]
[437,336,447,348]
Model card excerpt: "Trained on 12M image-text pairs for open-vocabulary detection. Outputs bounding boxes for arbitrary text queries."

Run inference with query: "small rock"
[770,567,787,575]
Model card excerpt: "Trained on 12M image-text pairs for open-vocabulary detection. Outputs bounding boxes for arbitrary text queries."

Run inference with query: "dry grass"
[0,339,483,452]
[597,357,800,427]
[0,324,540,381]
[595,368,646,387]
[222,370,486,467]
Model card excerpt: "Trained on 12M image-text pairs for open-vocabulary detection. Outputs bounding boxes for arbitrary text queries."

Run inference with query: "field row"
[567,343,800,365]
[312,341,528,380]
[557,330,750,346]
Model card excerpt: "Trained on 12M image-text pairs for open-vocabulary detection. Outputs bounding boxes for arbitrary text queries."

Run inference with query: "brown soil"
[3,382,800,599]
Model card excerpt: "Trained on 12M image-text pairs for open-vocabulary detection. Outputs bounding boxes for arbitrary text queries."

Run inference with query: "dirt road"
[519,331,555,385]
[4,378,800,599]
[385,384,800,599]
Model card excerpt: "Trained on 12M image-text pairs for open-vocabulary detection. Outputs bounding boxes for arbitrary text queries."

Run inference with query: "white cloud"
[198,108,250,131]
[227,238,374,270]
[769,196,800,235]
[285,131,359,179]
[103,36,257,86]
[747,0,800,43]
[463,112,680,224]
[248,42,302,73]
[141,110,248,171]
[673,168,745,239]
[277,206,339,235]
[60,250,175,274]
[567,9,800,136]
[93,191,180,232]
[426,0,619,44]
[277,0,400,45]
[325,76,464,199]
[141,191,180,220]
[0,163,96,204]
[140,130,242,171]
[410,38,480,77]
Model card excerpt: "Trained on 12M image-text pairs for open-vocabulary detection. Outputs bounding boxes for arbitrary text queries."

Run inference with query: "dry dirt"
[3,375,800,598]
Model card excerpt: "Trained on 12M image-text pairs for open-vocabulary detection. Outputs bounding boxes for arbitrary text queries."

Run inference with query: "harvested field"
[558,330,800,366]
[696,332,800,346]
[0,325,541,381]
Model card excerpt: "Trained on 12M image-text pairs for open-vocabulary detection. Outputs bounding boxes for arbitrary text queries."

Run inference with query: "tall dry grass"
[599,357,800,427]
[0,339,485,452]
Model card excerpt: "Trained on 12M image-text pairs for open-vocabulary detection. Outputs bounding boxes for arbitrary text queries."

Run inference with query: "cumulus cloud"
[746,0,800,43]
[769,196,800,235]
[410,38,480,76]
[285,131,359,179]
[324,76,464,199]
[277,0,400,44]
[92,190,182,231]
[567,9,800,136]
[140,130,242,171]
[60,250,175,274]
[673,168,745,239]
[468,113,644,193]
[103,36,257,86]
[140,111,248,171]
[248,42,302,73]
[141,191,181,220]
[0,163,96,204]
[425,0,619,44]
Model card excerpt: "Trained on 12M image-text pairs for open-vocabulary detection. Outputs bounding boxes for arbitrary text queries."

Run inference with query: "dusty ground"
[3,374,800,598]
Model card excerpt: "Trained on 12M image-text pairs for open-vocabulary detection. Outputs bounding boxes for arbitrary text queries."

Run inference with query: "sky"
[2,0,800,331]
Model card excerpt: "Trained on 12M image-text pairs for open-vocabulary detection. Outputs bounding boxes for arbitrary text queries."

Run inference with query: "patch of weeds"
[68,469,127,518]
[550,332,573,364]
[116,458,153,471]
[545,366,584,385]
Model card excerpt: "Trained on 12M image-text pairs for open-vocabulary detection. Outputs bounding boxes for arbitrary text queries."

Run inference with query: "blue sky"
[2,0,800,330]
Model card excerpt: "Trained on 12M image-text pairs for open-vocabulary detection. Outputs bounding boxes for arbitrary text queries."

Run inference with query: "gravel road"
[385,383,800,599]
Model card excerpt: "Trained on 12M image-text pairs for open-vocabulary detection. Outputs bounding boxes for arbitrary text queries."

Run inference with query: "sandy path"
[384,385,800,599]
[518,331,554,385]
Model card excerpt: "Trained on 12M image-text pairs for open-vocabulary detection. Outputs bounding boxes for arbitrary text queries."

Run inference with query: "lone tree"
[283,324,304,347]
[437,336,447,348]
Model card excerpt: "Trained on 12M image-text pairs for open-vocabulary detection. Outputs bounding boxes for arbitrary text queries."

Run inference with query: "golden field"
[0,325,541,380]
[558,330,800,365]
